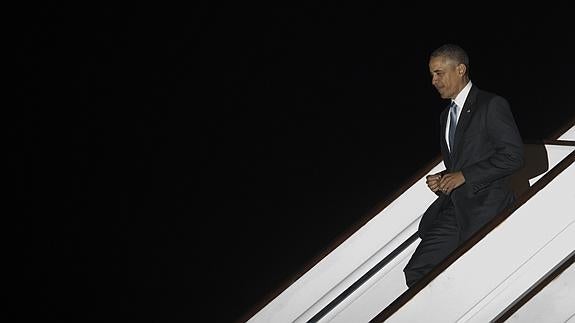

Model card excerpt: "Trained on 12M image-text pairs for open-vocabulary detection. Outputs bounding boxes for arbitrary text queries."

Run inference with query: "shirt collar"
[452,81,472,108]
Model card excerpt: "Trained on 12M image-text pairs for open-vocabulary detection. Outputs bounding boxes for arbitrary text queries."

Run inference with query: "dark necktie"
[448,101,459,153]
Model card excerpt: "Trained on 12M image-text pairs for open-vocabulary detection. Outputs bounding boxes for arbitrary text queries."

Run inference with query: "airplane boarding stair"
[243,120,575,323]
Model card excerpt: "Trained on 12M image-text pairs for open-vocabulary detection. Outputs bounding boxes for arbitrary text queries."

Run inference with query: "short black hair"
[430,44,470,73]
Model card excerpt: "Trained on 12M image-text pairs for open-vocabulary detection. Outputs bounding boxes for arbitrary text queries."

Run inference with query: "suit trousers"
[404,201,460,287]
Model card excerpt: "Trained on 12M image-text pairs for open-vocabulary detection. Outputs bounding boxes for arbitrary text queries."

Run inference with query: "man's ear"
[457,64,466,76]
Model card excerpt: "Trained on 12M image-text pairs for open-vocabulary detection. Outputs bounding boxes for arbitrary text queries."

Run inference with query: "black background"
[12,7,574,322]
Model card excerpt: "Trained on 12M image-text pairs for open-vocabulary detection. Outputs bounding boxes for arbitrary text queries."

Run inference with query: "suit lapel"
[451,85,479,163]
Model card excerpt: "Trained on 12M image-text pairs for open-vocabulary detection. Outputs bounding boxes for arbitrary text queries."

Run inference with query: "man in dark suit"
[403,44,524,287]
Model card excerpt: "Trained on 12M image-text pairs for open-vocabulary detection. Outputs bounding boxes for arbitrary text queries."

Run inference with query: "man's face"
[429,56,465,99]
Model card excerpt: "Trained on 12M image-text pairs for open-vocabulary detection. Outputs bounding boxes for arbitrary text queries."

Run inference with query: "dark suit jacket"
[418,85,524,242]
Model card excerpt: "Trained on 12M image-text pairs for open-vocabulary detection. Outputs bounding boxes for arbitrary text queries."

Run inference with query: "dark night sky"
[13,7,574,322]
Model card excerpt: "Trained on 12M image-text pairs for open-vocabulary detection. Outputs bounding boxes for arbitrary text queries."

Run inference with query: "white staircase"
[245,123,575,323]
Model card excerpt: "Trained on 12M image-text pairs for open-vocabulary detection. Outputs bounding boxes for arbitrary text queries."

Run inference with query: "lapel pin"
[467,109,470,112]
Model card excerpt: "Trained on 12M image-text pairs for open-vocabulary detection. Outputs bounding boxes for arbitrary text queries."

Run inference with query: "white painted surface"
[507,259,575,323]
[246,162,445,323]
[386,158,575,323]
[326,236,417,323]
[463,224,575,322]
[558,124,575,141]
[296,220,421,323]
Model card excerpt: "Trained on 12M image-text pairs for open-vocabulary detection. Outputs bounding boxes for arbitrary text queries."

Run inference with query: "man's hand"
[426,173,443,193]
[438,171,466,194]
